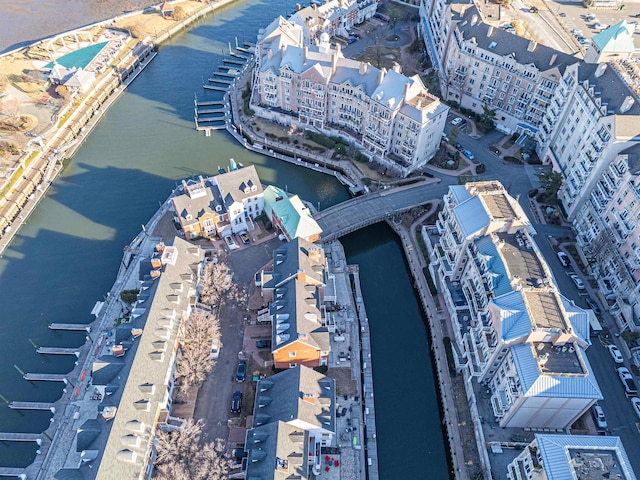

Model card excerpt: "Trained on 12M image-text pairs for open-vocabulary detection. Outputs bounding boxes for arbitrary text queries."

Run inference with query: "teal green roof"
[592,20,635,53]
[264,186,322,240]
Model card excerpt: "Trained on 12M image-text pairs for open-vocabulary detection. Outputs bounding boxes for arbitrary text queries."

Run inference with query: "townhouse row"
[251,16,449,176]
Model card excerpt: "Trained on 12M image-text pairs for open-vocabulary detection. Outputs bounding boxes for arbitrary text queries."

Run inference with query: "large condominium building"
[419,1,579,136]
[290,0,375,43]
[574,146,640,332]
[508,434,638,480]
[536,22,640,219]
[252,16,449,175]
[428,182,601,429]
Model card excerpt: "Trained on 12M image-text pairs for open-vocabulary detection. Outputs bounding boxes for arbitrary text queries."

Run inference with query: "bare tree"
[172,5,186,21]
[370,22,390,69]
[199,261,240,307]
[175,346,212,393]
[183,311,220,351]
[155,420,233,480]
[55,85,71,101]
[129,22,146,39]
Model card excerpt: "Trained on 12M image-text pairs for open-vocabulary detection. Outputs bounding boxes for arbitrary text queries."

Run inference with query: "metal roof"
[452,196,490,238]
[535,434,638,480]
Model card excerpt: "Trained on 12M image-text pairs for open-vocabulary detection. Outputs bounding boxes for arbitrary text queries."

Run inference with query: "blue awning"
[517,123,538,134]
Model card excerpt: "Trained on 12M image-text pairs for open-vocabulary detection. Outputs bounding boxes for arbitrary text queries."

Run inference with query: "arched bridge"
[315,180,442,241]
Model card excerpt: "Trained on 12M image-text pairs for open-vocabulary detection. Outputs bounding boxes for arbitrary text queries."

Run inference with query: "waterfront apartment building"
[573,146,640,332]
[52,238,204,479]
[259,238,336,368]
[245,366,336,478]
[419,1,579,136]
[171,166,264,239]
[536,24,640,220]
[507,434,638,480]
[252,16,449,176]
[427,182,601,429]
[290,0,376,43]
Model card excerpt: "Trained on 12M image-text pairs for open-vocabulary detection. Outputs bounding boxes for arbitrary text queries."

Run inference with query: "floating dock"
[9,402,56,411]
[0,433,41,443]
[48,323,91,331]
[23,373,67,382]
[36,347,80,356]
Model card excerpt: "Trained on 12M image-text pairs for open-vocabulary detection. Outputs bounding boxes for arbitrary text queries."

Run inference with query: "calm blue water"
[0,1,449,477]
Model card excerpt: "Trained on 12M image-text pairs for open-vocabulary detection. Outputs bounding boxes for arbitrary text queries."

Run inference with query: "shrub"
[528,188,539,198]
[475,163,486,174]
[120,289,140,305]
[504,156,521,164]
[354,151,369,163]
[305,131,336,149]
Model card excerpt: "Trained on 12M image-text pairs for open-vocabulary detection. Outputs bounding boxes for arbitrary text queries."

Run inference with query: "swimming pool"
[46,41,108,70]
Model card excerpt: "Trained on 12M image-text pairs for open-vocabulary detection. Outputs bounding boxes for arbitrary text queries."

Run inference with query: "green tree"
[536,170,563,198]
[449,126,460,145]
[478,106,496,132]
[120,289,140,304]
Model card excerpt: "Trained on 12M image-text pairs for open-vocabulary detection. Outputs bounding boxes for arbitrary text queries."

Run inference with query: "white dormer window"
[186,214,193,220]
[289,351,297,357]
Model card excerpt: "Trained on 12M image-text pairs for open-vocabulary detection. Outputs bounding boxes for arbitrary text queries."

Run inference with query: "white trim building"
[252,16,449,175]
[428,182,602,429]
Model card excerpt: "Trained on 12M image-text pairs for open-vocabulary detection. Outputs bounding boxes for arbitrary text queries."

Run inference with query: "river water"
[0,1,449,476]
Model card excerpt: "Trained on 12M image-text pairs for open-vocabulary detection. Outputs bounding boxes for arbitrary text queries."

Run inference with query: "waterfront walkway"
[315,179,440,241]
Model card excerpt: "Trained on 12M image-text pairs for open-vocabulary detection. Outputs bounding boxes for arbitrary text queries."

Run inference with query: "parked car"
[570,274,585,290]
[462,150,475,161]
[239,232,250,244]
[347,37,357,45]
[557,251,570,267]
[231,391,243,413]
[608,345,624,364]
[441,133,450,143]
[585,297,601,316]
[617,367,638,396]
[224,235,237,251]
[236,360,246,382]
[558,12,567,17]
[256,339,272,349]
[211,338,221,359]
[455,142,464,151]
[529,6,538,13]
[451,117,463,126]
[632,397,640,420]
[592,404,607,429]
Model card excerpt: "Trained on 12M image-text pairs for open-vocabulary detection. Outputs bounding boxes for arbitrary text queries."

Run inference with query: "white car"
[450,117,463,126]
[557,251,570,267]
[592,404,607,429]
[211,338,221,359]
[607,345,624,364]
[632,397,640,420]
[224,235,237,250]
[570,274,585,290]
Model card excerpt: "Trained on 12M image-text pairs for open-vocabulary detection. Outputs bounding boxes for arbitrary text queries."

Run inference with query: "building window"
[289,363,297,368]
[289,352,297,357]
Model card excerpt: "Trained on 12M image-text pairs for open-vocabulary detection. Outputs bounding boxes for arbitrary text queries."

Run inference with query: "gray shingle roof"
[253,366,335,432]
[95,237,204,480]
[245,421,310,479]
[453,4,578,75]
[214,165,263,208]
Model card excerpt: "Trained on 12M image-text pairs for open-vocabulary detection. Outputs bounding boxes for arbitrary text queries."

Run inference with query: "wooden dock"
[36,347,80,356]
[9,402,56,411]
[196,107,226,114]
[48,323,91,331]
[196,100,224,107]
[223,58,245,66]
[0,467,26,477]
[23,373,67,382]
[208,77,234,84]
[0,433,41,443]
[203,84,229,92]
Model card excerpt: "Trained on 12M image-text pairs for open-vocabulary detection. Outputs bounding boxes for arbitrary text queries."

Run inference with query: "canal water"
[0,0,448,475]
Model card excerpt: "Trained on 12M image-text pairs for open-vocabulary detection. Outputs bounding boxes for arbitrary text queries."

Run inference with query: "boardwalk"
[36,347,80,356]
[315,180,439,241]
[9,402,56,411]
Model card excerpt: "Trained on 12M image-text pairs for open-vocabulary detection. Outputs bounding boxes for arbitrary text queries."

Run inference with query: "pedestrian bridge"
[315,180,439,242]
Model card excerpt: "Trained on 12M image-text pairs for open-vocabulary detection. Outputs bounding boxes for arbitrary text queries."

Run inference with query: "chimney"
[359,62,367,75]
[620,95,635,113]
[487,26,494,37]
[549,54,557,66]
[268,48,273,60]
[595,63,607,78]
[311,2,316,9]
[281,45,285,57]
[296,3,301,11]
[404,81,410,99]
[331,52,337,75]
[182,180,188,192]
[527,40,537,52]
[199,175,205,187]
[417,98,422,109]
[335,43,341,55]
[392,62,401,73]
[303,46,308,62]
[471,15,478,26]
[378,68,385,84]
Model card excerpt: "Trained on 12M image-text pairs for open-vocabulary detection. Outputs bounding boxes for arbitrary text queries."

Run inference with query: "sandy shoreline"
[0,0,158,54]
